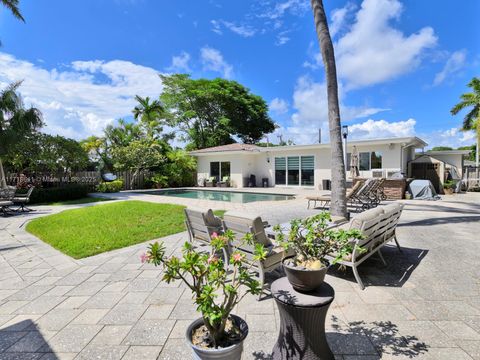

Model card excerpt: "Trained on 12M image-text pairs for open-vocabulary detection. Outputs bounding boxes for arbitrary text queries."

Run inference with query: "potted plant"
[274,212,363,292]
[142,230,266,360]
[443,180,455,195]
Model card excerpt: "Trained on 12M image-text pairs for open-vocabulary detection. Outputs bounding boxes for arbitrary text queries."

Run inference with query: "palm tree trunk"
[310,0,347,218]
[0,157,7,189]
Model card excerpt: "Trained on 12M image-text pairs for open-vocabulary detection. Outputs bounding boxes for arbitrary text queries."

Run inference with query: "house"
[190,136,427,189]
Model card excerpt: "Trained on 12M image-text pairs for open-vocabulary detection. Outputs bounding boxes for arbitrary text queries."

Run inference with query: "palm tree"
[1,0,25,22]
[0,81,43,188]
[451,77,480,167]
[310,0,347,217]
[132,95,166,140]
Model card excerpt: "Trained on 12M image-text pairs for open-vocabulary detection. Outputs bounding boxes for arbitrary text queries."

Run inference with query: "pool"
[143,189,295,203]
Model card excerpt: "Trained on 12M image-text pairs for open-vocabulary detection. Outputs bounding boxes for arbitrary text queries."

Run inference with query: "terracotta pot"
[186,315,248,360]
[443,188,454,195]
[282,256,330,292]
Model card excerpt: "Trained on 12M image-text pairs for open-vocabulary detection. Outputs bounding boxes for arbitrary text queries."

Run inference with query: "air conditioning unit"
[372,170,384,178]
[387,170,401,178]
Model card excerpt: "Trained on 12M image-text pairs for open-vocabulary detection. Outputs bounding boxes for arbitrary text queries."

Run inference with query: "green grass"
[41,197,112,206]
[26,200,186,259]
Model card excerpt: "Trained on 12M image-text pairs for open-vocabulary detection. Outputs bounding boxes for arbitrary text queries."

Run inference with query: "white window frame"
[347,151,383,171]
[274,155,315,187]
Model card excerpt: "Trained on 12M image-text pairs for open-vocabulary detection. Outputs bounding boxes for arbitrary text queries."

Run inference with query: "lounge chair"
[13,186,35,212]
[326,202,404,289]
[307,180,364,209]
[222,212,293,300]
[0,187,16,216]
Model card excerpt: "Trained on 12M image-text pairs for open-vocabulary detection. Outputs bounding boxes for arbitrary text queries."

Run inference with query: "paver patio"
[0,191,479,359]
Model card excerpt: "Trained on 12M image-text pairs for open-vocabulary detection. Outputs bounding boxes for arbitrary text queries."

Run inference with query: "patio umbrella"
[350,146,360,178]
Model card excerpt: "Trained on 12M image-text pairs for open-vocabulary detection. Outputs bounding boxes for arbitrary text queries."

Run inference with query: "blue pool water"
[143,189,295,203]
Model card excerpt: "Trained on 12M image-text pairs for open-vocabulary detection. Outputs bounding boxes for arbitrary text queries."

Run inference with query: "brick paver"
[0,191,479,359]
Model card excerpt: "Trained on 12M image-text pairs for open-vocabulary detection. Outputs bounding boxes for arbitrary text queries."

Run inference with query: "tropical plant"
[1,0,24,22]
[443,180,455,190]
[145,173,168,189]
[274,212,363,269]
[132,95,172,141]
[143,231,266,348]
[0,81,43,188]
[451,77,480,166]
[160,74,276,150]
[310,0,347,218]
[97,180,124,193]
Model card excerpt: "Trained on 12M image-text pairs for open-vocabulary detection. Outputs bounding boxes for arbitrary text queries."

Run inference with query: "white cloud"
[167,51,191,73]
[200,46,234,78]
[283,76,388,144]
[269,98,289,114]
[0,52,164,140]
[433,50,467,86]
[217,20,256,37]
[330,2,356,38]
[260,0,309,20]
[348,118,416,140]
[210,20,223,35]
[422,127,476,149]
[334,0,437,89]
[275,30,291,46]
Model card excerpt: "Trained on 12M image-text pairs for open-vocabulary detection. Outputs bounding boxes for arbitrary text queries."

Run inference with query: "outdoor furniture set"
[203,176,231,187]
[307,178,387,211]
[184,202,404,292]
[0,186,35,216]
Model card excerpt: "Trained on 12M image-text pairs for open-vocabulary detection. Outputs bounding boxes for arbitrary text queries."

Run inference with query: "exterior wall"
[345,143,402,179]
[196,154,245,188]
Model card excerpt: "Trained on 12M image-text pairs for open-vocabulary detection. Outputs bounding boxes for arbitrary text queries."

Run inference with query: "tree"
[160,74,276,150]
[451,77,480,167]
[0,81,43,188]
[132,96,172,141]
[431,146,453,151]
[458,145,476,162]
[310,0,347,217]
[1,0,24,22]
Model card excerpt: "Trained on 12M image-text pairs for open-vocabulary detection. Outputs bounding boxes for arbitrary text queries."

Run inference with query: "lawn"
[26,200,186,259]
[41,197,112,206]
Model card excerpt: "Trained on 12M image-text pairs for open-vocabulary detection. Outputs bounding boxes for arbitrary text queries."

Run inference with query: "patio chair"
[205,177,217,187]
[326,202,404,289]
[306,180,364,209]
[222,211,294,300]
[13,186,35,212]
[0,187,16,216]
[183,208,227,260]
[217,176,230,188]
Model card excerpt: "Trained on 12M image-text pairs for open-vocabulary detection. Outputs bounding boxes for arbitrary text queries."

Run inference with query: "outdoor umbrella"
[350,146,360,178]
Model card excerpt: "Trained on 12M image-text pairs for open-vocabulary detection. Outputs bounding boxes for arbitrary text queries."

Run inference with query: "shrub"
[443,180,455,190]
[145,174,168,189]
[97,180,124,193]
[28,185,90,204]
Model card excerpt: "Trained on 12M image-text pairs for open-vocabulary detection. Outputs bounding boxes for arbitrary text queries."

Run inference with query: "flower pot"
[186,315,248,360]
[283,256,329,292]
[443,188,454,195]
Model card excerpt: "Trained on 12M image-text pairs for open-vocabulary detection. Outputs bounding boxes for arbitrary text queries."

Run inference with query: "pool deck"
[1,191,480,359]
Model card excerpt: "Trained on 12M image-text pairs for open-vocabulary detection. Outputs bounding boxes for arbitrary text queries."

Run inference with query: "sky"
[0,0,479,148]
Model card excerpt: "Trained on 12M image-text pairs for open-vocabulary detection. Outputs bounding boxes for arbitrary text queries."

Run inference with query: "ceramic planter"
[185,315,248,360]
[283,256,330,292]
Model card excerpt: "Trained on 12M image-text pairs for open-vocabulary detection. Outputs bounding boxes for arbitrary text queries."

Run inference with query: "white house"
[190,136,427,189]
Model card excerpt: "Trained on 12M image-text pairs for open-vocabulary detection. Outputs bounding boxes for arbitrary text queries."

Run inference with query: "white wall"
[429,154,464,176]
[196,154,245,188]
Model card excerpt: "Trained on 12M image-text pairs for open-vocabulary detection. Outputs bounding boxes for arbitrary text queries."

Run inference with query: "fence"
[5,170,154,191]
[464,166,480,190]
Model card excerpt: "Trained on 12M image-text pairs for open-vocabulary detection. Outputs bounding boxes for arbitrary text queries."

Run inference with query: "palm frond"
[461,105,480,131]
[1,0,25,22]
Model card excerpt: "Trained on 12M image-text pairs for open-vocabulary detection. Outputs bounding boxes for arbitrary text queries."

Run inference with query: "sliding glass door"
[210,161,230,181]
[275,155,314,186]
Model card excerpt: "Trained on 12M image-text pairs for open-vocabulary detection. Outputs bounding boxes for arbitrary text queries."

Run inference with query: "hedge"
[26,185,90,204]
[97,180,124,193]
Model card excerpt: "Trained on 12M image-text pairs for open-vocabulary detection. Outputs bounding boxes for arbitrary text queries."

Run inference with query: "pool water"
[144,189,295,203]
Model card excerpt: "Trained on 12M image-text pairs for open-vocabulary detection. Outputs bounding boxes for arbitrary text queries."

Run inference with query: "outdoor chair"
[13,186,35,212]
[326,202,404,289]
[217,176,230,188]
[0,187,16,216]
[306,180,365,210]
[184,208,226,259]
[222,211,294,300]
[205,177,217,187]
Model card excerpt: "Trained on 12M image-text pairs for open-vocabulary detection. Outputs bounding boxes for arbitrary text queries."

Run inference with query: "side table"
[271,277,335,360]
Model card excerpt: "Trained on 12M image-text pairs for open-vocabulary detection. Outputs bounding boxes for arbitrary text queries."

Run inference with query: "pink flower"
[207,255,219,264]
[211,232,218,239]
[140,253,150,263]
[232,253,243,263]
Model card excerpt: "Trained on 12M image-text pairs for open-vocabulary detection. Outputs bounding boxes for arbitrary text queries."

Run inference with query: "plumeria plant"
[274,211,364,270]
[142,229,267,348]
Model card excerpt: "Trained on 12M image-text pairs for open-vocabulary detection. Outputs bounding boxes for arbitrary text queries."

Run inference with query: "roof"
[189,143,261,154]
[189,136,427,156]
[426,150,471,156]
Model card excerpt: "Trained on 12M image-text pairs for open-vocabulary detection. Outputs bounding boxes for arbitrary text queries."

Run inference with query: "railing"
[463,166,480,190]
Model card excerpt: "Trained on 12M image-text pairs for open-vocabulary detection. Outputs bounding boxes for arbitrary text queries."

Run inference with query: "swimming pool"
[143,189,295,203]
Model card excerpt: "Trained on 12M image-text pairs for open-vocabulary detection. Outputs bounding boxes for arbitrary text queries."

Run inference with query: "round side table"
[271,277,335,360]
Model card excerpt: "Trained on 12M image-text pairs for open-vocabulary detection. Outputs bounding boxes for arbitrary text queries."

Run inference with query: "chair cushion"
[203,209,222,228]
[381,203,401,215]
[223,211,272,246]
[349,207,384,230]
[263,246,288,268]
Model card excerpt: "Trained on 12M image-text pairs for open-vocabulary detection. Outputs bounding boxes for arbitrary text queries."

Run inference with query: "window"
[370,152,382,169]
[287,157,300,185]
[275,156,315,186]
[359,152,370,171]
[275,157,286,185]
[210,161,230,181]
[301,156,314,186]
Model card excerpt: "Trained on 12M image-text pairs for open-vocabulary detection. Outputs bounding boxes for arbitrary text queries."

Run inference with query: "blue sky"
[0,0,478,148]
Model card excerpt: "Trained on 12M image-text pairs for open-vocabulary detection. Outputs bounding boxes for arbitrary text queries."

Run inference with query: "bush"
[145,174,168,189]
[443,180,455,190]
[28,185,90,204]
[97,180,124,193]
